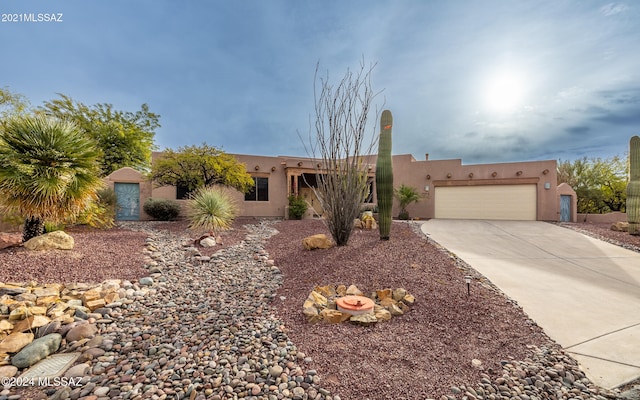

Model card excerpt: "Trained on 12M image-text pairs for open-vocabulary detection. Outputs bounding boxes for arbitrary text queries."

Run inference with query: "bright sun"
[483,71,527,113]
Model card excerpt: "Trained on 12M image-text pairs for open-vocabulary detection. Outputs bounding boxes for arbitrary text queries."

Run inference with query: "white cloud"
[600,3,628,16]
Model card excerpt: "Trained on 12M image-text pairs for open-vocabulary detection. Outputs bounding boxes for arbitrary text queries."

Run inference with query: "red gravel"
[266,220,551,399]
[0,226,148,284]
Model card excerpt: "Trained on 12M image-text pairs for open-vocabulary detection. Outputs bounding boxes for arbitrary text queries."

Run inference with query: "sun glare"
[483,71,527,114]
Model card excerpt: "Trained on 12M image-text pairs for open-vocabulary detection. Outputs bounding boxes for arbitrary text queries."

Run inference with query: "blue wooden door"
[560,195,571,222]
[114,183,140,221]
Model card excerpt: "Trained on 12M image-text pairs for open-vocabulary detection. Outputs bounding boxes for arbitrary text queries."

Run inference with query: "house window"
[176,184,192,200]
[245,177,269,201]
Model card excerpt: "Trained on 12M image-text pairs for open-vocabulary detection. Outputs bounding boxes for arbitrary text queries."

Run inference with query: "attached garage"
[434,184,537,220]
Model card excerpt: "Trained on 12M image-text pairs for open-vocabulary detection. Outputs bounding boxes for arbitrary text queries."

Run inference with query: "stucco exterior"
[105,152,575,222]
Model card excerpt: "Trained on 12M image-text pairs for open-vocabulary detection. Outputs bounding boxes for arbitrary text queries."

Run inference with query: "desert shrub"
[72,187,117,228]
[288,195,308,220]
[143,198,181,221]
[187,186,238,234]
[44,221,65,233]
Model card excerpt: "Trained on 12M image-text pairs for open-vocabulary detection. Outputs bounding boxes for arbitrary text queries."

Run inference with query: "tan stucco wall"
[577,211,627,224]
[139,152,562,221]
[391,155,559,220]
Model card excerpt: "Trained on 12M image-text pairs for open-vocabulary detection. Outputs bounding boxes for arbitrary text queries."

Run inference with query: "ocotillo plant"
[627,135,640,235]
[376,110,394,240]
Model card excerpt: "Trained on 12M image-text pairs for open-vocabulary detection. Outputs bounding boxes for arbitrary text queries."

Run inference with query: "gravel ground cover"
[1,218,637,399]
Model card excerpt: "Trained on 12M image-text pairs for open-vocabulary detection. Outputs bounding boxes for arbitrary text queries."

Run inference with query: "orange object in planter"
[336,295,375,315]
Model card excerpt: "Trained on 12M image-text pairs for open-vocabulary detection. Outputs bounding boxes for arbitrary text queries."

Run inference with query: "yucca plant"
[187,186,238,235]
[0,115,103,241]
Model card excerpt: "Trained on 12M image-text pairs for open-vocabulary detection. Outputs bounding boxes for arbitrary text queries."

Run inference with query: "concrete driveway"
[421,219,640,390]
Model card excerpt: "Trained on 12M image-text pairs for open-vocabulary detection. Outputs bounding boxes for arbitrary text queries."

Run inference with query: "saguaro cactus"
[376,110,394,240]
[627,135,640,235]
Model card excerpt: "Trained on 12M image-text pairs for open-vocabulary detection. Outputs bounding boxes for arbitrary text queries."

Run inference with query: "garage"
[434,184,537,220]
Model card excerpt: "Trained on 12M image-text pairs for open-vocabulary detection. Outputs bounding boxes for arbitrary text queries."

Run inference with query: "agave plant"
[187,186,239,235]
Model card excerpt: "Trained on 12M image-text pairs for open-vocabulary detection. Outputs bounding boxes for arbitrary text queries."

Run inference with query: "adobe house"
[105,152,577,222]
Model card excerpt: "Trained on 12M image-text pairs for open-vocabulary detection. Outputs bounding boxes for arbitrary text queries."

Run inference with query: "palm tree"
[0,115,103,241]
[394,184,421,220]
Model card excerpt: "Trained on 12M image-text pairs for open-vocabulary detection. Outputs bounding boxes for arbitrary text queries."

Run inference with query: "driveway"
[421,219,640,390]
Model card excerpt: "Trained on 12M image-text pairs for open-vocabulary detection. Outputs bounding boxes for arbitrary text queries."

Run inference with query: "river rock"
[64,363,90,378]
[11,333,62,368]
[65,323,98,342]
[0,365,18,378]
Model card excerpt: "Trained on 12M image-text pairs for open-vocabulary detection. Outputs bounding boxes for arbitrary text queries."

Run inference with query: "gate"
[560,195,572,222]
[114,183,140,221]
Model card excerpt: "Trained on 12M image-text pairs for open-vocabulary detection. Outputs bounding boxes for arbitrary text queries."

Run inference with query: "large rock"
[0,332,34,353]
[349,313,377,326]
[200,236,217,247]
[23,231,74,251]
[12,315,51,333]
[11,333,62,368]
[611,221,629,232]
[302,234,334,250]
[0,233,21,250]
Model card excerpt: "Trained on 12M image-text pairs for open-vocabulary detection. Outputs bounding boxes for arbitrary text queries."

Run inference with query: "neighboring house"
[104,151,577,222]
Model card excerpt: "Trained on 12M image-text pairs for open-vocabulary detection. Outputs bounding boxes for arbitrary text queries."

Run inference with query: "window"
[245,177,269,201]
[176,184,192,200]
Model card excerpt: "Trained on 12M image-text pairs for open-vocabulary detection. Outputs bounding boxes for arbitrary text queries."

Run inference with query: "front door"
[560,195,571,222]
[114,183,140,221]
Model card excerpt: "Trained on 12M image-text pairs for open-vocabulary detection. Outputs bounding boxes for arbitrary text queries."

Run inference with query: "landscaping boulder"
[23,231,74,251]
[0,332,34,354]
[611,221,629,232]
[0,233,21,250]
[200,236,217,247]
[302,234,334,250]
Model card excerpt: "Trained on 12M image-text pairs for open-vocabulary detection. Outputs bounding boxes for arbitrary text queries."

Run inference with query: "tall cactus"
[376,110,394,240]
[627,135,640,235]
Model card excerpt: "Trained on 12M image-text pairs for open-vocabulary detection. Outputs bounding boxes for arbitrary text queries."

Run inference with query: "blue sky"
[1,0,639,163]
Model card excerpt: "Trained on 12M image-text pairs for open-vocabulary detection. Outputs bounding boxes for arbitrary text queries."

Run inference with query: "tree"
[0,115,103,241]
[150,144,255,195]
[0,87,30,119]
[303,61,381,246]
[39,94,159,176]
[394,184,421,220]
[557,156,627,213]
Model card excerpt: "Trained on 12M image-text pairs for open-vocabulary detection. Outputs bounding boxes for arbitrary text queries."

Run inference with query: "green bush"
[143,198,181,221]
[288,195,308,220]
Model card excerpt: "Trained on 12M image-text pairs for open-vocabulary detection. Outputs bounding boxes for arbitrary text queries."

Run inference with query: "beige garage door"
[434,184,537,220]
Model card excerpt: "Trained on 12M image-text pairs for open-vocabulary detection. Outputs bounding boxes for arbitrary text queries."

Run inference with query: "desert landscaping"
[1,218,639,399]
